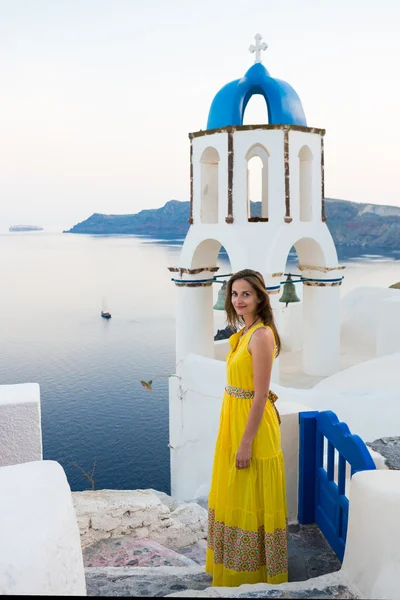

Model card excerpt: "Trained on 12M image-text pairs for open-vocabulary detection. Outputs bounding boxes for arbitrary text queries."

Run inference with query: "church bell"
[279,274,300,307]
[213,280,227,311]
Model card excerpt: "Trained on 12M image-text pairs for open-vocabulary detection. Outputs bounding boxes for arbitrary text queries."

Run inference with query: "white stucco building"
[169,35,346,501]
[171,86,343,380]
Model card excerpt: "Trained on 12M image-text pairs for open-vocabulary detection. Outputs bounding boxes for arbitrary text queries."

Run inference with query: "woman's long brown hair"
[224,269,281,356]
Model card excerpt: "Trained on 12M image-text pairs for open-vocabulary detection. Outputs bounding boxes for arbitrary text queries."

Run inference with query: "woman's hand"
[236,441,252,469]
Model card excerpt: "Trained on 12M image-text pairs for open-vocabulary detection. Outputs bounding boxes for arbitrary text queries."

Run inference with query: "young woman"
[206,269,288,587]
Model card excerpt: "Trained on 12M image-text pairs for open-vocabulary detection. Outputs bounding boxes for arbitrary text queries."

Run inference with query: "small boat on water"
[101,297,111,319]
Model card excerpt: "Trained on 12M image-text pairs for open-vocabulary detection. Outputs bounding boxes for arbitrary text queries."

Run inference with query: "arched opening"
[299,146,313,222]
[246,145,269,221]
[294,237,326,266]
[191,239,233,360]
[277,236,335,386]
[242,94,269,126]
[200,147,219,224]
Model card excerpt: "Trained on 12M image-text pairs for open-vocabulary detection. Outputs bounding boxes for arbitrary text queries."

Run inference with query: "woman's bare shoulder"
[248,326,274,353]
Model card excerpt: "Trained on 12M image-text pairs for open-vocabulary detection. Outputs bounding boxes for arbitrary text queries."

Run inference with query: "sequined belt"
[224,385,281,424]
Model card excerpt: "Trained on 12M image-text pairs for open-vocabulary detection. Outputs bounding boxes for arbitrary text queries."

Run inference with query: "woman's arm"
[235,327,274,470]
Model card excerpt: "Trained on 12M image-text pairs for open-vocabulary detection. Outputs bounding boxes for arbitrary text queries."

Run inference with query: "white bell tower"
[168,36,343,500]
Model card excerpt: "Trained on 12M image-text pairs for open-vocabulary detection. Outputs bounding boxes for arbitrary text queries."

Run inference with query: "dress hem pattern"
[207,508,288,577]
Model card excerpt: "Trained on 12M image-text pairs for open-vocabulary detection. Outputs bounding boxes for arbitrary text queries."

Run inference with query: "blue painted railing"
[298,410,376,562]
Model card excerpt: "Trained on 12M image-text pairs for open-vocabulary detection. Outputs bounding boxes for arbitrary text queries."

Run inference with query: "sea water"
[0,232,398,493]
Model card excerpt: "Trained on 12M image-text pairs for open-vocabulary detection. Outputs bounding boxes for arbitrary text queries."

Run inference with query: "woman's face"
[231,278,259,319]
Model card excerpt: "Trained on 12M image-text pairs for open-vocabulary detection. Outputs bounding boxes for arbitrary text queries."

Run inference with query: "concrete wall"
[0,460,86,596]
[0,383,42,467]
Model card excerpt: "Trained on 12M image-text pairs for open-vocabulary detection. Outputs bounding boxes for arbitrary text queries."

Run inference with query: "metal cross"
[249,33,268,63]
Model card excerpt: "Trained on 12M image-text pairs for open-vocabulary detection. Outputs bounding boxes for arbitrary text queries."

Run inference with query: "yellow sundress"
[206,323,288,587]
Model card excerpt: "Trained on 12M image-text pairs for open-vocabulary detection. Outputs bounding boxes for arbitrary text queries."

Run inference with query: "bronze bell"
[279,274,300,307]
[213,280,227,310]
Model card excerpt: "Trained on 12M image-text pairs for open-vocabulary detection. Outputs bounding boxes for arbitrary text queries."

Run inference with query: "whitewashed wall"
[302,283,341,376]
[192,132,228,227]
[233,129,285,224]
[178,202,340,376]
[341,286,400,353]
[169,355,225,501]
[288,130,322,224]
[0,460,86,596]
[175,279,215,363]
[0,383,42,467]
[376,296,400,357]
[280,301,303,352]
[214,339,230,362]
[277,352,400,442]
[188,129,338,275]
[343,470,400,600]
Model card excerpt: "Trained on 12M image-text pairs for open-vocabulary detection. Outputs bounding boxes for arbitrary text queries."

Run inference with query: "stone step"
[165,571,359,599]
[85,566,358,598]
[83,536,198,568]
[287,523,341,582]
[174,539,207,566]
[85,565,212,597]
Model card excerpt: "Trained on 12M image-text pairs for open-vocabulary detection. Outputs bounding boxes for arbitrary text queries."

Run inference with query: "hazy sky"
[1,0,399,230]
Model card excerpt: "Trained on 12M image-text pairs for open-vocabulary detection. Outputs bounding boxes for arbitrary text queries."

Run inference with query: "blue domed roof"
[207,62,307,130]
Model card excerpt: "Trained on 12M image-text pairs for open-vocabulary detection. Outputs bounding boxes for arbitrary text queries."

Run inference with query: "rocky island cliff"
[64,198,400,250]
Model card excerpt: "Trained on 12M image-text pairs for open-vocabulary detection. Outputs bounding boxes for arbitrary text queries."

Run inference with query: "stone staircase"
[83,524,357,598]
[84,536,210,596]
